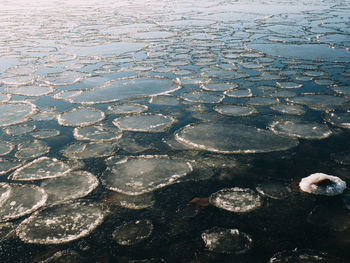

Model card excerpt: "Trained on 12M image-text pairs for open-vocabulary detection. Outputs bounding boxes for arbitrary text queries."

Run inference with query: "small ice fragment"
[299,173,346,196]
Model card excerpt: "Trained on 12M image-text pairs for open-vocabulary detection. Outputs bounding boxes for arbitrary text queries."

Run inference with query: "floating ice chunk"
[31,129,60,139]
[201,227,253,254]
[182,91,224,104]
[209,187,262,213]
[0,101,37,127]
[323,110,350,129]
[269,120,332,140]
[42,71,89,86]
[149,95,179,106]
[0,183,11,207]
[16,201,106,244]
[270,104,306,115]
[58,107,105,127]
[201,82,237,92]
[15,147,50,161]
[9,157,75,181]
[107,103,148,115]
[112,220,153,246]
[276,81,302,89]
[1,75,35,86]
[314,79,334,86]
[0,158,22,175]
[0,183,47,222]
[106,192,155,210]
[287,94,347,110]
[268,249,344,263]
[224,89,252,98]
[175,122,298,154]
[40,170,99,205]
[31,111,57,121]
[102,155,192,195]
[0,140,14,156]
[247,97,279,106]
[299,173,346,196]
[113,114,175,132]
[58,77,180,105]
[5,64,36,75]
[61,142,116,159]
[270,90,296,98]
[5,85,54,97]
[74,124,122,142]
[4,124,36,136]
[0,92,10,102]
[214,105,257,116]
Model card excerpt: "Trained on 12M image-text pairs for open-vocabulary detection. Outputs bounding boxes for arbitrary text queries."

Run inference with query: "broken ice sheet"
[0,183,47,222]
[113,114,176,132]
[9,157,76,181]
[5,85,55,97]
[74,124,122,142]
[40,170,99,206]
[112,220,153,246]
[57,107,105,127]
[269,120,332,140]
[16,201,107,244]
[0,158,22,175]
[0,101,37,127]
[102,155,192,195]
[201,227,253,254]
[31,129,60,139]
[4,123,36,136]
[214,105,257,117]
[61,142,116,159]
[182,91,224,104]
[209,187,262,213]
[175,122,298,154]
[107,103,148,115]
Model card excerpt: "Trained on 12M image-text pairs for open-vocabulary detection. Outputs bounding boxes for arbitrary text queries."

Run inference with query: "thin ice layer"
[175,122,298,154]
[102,155,192,195]
[16,201,106,244]
[57,107,105,127]
[112,220,153,245]
[9,157,75,181]
[209,187,262,213]
[201,227,253,254]
[0,183,47,222]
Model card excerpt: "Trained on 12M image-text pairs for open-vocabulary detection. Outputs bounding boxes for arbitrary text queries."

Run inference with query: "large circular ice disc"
[58,107,105,127]
[16,201,106,244]
[209,187,262,213]
[9,157,75,181]
[102,156,192,195]
[40,170,99,205]
[0,184,47,222]
[113,114,175,132]
[175,122,299,154]
[74,125,122,141]
[0,101,37,127]
[201,227,253,254]
[269,121,332,140]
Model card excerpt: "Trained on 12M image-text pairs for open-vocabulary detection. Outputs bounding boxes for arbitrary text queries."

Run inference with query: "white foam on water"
[299,173,346,196]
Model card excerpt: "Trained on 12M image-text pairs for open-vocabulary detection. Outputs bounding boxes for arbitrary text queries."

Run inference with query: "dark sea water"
[0,0,350,262]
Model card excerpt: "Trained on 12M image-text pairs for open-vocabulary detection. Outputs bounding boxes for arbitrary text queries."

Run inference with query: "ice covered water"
[0,183,47,222]
[57,107,105,127]
[175,122,298,153]
[102,155,192,195]
[16,201,106,244]
[209,187,262,213]
[40,170,99,205]
[201,227,253,254]
[1,0,350,261]
[113,114,175,132]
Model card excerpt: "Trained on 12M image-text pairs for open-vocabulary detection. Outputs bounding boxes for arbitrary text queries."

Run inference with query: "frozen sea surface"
[0,0,349,262]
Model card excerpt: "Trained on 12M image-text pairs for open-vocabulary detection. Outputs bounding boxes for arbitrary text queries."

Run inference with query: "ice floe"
[58,107,105,127]
[113,114,175,132]
[299,173,346,196]
[0,101,37,127]
[112,220,153,246]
